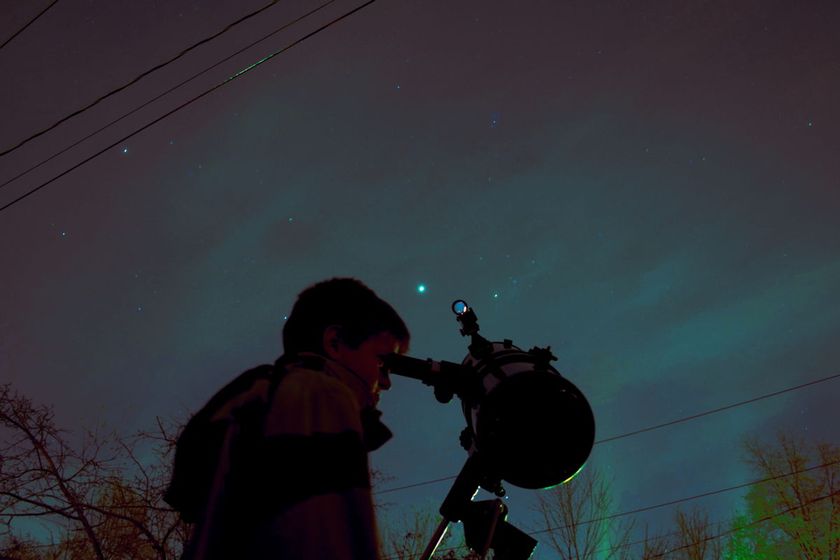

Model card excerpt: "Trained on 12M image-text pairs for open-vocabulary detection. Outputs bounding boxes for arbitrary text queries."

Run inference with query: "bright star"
[417,284,426,294]
[122,147,128,154]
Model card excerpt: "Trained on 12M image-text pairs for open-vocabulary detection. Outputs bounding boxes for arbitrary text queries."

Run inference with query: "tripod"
[419,454,537,560]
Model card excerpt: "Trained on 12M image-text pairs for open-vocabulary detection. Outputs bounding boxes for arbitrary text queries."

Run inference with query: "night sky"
[2,0,839,556]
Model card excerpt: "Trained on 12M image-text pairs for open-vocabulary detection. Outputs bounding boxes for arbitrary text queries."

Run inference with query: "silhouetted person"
[165,278,410,559]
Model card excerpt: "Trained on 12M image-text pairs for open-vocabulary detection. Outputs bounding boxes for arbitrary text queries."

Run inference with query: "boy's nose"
[379,369,392,391]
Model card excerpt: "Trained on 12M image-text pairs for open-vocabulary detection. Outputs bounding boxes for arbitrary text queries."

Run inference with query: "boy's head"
[283,277,410,358]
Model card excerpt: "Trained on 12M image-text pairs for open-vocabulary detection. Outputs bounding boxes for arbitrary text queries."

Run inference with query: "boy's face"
[334,331,403,405]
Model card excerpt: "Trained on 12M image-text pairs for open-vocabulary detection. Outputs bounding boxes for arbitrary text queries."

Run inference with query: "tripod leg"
[419,516,450,560]
[481,499,505,555]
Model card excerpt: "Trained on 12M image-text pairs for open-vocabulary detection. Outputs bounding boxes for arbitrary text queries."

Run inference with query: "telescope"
[383,300,595,560]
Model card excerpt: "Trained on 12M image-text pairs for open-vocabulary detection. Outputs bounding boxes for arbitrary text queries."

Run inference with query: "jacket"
[175,353,383,560]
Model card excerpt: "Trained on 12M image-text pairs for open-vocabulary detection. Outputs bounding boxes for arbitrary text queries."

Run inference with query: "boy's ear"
[322,325,342,358]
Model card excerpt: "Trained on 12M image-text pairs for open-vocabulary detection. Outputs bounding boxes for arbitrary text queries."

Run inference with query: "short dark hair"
[282,278,410,356]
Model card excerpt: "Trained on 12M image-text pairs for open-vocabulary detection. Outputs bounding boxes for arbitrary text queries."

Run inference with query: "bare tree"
[669,507,722,560]
[0,384,188,559]
[724,511,770,560]
[734,434,840,559]
[381,508,438,560]
[637,524,670,560]
[0,384,109,559]
[534,467,633,559]
[380,507,480,560]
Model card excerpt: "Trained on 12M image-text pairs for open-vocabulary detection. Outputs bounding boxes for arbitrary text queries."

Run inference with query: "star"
[417,284,427,294]
[489,112,500,129]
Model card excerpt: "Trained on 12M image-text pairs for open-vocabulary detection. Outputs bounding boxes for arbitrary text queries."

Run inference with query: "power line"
[0,0,60,52]
[0,0,281,159]
[373,372,840,496]
[375,476,457,496]
[593,527,688,559]
[649,490,840,558]
[385,460,840,560]
[0,0,338,193]
[0,0,378,215]
[530,458,840,536]
[588,488,838,558]
[594,371,840,445]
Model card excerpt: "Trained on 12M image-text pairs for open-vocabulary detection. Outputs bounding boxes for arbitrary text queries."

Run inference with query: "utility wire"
[593,527,691,559]
[388,461,840,560]
[375,476,458,496]
[530,458,840,536]
[648,490,840,558]
[0,0,378,215]
[0,0,60,52]
[587,488,838,558]
[594,371,840,445]
[374,372,840,496]
[0,0,338,193]
[0,0,282,158]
